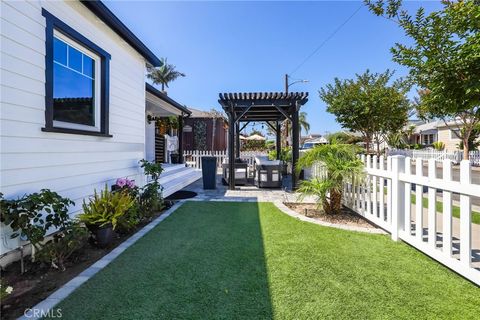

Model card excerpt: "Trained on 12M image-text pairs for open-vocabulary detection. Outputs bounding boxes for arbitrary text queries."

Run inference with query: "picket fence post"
[391,155,405,241]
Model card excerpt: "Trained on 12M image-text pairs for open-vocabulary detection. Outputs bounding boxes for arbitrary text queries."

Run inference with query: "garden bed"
[284,202,377,229]
[0,204,171,320]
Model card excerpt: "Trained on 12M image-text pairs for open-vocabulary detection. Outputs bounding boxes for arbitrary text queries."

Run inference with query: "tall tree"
[319,69,410,154]
[299,112,310,135]
[365,0,480,159]
[147,58,186,92]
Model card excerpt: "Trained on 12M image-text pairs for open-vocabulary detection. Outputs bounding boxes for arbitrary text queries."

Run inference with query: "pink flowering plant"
[116,178,135,189]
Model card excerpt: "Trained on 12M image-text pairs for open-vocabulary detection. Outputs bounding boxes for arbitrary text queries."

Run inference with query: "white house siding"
[0,1,148,256]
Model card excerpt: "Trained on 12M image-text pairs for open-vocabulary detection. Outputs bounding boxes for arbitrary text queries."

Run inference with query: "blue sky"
[105,0,443,135]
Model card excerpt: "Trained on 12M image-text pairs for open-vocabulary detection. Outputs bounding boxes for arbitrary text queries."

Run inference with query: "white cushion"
[255,157,280,166]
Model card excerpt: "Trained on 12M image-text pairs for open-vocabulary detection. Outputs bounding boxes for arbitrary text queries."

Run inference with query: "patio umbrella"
[239,135,248,140]
[246,134,266,141]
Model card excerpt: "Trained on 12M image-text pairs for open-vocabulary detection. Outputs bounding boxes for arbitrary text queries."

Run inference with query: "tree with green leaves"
[365,0,480,159]
[147,57,186,92]
[299,112,310,135]
[319,69,410,154]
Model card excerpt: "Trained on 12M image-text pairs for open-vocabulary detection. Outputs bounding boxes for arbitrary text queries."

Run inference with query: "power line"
[289,4,363,76]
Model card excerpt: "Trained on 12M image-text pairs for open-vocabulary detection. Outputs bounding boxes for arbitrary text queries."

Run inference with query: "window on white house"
[422,134,435,145]
[53,31,101,131]
[42,8,111,137]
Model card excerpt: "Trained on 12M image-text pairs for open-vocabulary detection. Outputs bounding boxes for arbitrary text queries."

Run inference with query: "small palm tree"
[147,58,185,92]
[296,144,364,215]
[299,111,310,135]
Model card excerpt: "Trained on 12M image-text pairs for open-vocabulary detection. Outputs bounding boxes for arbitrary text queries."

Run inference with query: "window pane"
[83,55,94,78]
[53,63,95,126]
[53,38,67,65]
[68,46,82,72]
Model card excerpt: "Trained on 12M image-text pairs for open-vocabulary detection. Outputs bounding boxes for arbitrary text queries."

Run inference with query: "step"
[161,164,188,177]
[162,170,202,198]
[159,167,198,186]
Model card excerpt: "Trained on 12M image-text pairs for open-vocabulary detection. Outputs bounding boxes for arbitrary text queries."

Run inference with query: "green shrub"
[37,222,88,271]
[268,147,292,162]
[138,159,164,220]
[79,185,134,230]
[432,141,445,151]
[0,190,74,251]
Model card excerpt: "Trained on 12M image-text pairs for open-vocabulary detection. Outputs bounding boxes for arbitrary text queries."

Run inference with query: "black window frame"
[42,9,112,137]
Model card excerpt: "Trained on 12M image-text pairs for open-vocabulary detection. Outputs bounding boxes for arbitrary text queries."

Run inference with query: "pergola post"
[291,104,300,190]
[276,121,281,160]
[178,113,184,164]
[235,122,240,159]
[227,107,236,190]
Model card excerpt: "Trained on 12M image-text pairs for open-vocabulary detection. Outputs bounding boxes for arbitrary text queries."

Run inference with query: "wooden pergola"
[218,92,309,190]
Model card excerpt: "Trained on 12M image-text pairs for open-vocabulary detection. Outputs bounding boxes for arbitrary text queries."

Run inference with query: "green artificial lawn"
[382,187,480,224]
[58,202,480,319]
[411,196,480,225]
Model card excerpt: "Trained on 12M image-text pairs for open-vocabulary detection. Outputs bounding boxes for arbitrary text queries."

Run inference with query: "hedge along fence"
[312,155,480,285]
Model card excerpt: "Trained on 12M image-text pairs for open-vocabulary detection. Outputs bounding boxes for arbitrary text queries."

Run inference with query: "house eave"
[80,0,161,66]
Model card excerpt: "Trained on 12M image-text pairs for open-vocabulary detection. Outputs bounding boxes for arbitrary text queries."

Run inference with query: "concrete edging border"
[273,201,387,234]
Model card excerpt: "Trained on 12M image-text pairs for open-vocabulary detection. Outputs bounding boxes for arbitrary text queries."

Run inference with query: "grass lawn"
[411,196,480,224]
[57,201,480,319]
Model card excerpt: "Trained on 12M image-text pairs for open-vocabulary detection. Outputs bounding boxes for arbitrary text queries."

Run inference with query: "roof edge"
[80,0,161,66]
[145,83,191,115]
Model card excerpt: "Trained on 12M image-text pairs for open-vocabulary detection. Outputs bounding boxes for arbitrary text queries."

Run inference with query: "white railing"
[183,150,268,169]
[312,155,480,285]
[388,149,480,166]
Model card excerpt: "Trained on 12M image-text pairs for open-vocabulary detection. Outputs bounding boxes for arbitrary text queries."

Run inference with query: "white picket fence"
[312,155,480,285]
[183,150,268,169]
[388,149,480,166]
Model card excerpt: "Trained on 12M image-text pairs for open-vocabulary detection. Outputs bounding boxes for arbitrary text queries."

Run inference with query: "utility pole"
[284,73,289,94]
[284,74,290,146]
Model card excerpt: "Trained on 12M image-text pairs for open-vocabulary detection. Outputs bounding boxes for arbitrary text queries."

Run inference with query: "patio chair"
[221,158,248,185]
[254,156,282,188]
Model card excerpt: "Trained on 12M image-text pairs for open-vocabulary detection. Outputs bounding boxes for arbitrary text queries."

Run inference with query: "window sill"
[42,127,112,137]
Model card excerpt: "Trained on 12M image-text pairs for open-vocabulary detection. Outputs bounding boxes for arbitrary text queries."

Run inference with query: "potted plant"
[157,118,169,135]
[79,185,134,247]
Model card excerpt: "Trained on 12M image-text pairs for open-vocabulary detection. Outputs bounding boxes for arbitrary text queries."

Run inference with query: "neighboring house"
[412,121,439,146]
[408,120,479,152]
[0,0,199,260]
[183,107,228,151]
[301,133,323,144]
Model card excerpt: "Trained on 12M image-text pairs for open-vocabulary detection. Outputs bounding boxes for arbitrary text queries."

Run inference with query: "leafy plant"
[138,159,164,220]
[268,147,292,163]
[457,124,480,151]
[0,190,74,251]
[37,222,88,271]
[296,144,364,215]
[139,159,164,183]
[79,185,134,230]
[0,279,13,300]
[432,141,445,151]
[193,121,207,151]
[365,0,480,159]
[320,69,410,154]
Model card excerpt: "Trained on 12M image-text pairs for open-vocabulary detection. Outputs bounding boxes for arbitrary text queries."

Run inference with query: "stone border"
[274,202,387,234]
[18,202,184,320]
